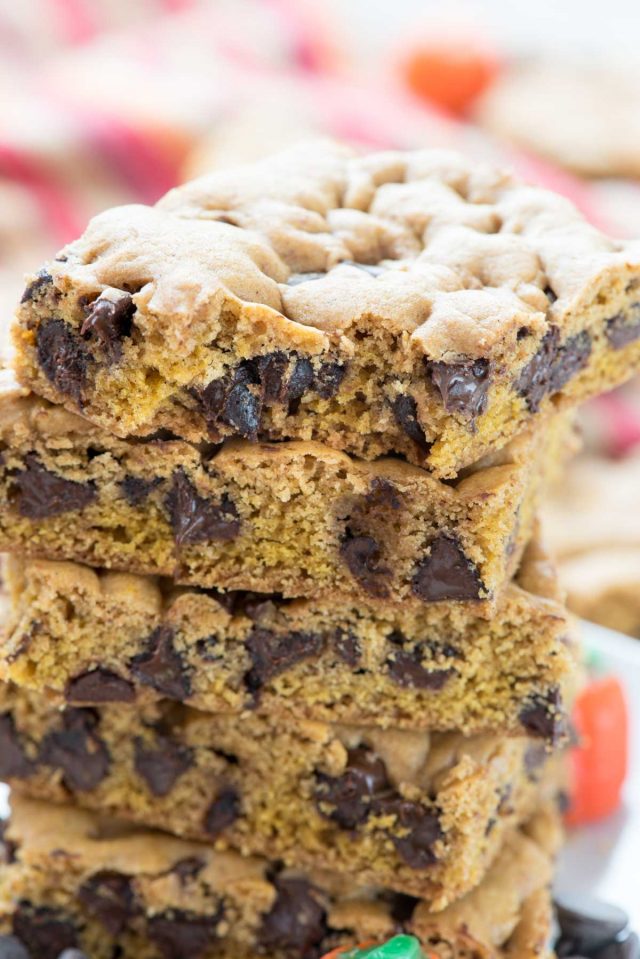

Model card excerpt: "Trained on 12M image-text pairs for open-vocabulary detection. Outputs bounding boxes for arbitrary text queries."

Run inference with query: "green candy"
[339,935,424,959]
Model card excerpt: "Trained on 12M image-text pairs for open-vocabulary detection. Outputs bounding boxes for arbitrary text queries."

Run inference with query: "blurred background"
[1,0,640,638]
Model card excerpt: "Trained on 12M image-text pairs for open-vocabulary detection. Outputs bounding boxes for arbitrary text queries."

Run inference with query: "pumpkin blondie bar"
[12,142,640,477]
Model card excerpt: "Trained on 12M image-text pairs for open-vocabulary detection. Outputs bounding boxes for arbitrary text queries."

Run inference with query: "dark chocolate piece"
[376,798,443,869]
[315,746,392,830]
[165,470,240,546]
[65,669,135,705]
[0,714,36,780]
[12,905,78,959]
[519,688,564,741]
[333,629,361,668]
[516,326,592,412]
[147,907,223,959]
[259,878,327,957]
[20,269,53,304]
[40,708,110,792]
[80,292,135,364]
[244,628,325,695]
[36,319,90,403]
[340,533,390,599]
[119,475,162,506]
[315,362,347,399]
[13,455,97,519]
[386,636,454,690]
[130,626,192,701]
[133,734,193,797]
[411,534,484,603]
[77,870,136,935]
[203,787,241,837]
[426,358,491,421]
[606,305,640,350]
[391,395,430,452]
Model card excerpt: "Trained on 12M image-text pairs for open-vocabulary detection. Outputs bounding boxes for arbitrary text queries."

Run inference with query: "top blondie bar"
[14,142,640,477]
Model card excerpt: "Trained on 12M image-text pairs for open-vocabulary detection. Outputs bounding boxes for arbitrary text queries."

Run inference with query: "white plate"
[0,619,638,924]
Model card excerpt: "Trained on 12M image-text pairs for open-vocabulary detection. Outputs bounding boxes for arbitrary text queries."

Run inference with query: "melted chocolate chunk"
[426,358,491,421]
[519,688,564,741]
[287,356,315,413]
[362,478,403,515]
[391,395,430,452]
[256,352,288,402]
[376,799,443,869]
[244,628,325,695]
[0,714,36,779]
[333,629,361,668]
[80,292,135,364]
[315,362,347,399]
[12,904,78,959]
[606,305,640,349]
[165,470,240,546]
[147,907,223,959]
[36,319,90,403]
[130,625,192,701]
[411,534,484,603]
[0,935,30,959]
[40,708,110,791]
[21,269,53,304]
[77,871,136,935]
[203,787,241,837]
[259,878,327,958]
[65,669,135,705]
[223,370,262,441]
[340,533,390,599]
[516,326,592,412]
[315,746,392,830]
[134,734,193,797]
[120,475,162,506]
[13,455,97,519]
[386,636,454,690]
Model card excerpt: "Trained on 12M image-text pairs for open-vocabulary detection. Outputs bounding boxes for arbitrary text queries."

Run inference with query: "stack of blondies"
[0,143,639,959]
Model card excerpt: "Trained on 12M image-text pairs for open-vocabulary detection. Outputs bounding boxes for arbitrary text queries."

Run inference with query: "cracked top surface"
[36,141,640,362]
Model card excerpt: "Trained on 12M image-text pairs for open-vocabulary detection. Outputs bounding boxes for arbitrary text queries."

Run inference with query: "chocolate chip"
[519,688,564,741]
[120,475,162,506]
[555,893,629,955]
[0,936,29,959]
[223,373,262,441]
[315,746,392,829]
[606,305,640,349]
[411,534,483,603]
[134,734,193,797]
[287,356,314,412]
[203,787,241,837]
[516,326,592,412]
[376,799,443,869]
[245,628,325,695]
[340,533,390,599]
[362,477,403,514]
[315,362,347,399]
[259,878,327,957]
[12,905,78,959]
[544,285,558,304]
[65,669,135,705]
[13,455,97,519]
[287,272,327,285]
[0,714,36,779]
[147,907,223,959]
[333,629,360,668]
[130,626,192,701]
[256,352,288,403]
[386,635,454,690]
[40,708,110,792]
[80,292,135,364]
[391,395,430,452]
[425,358,491,421]
[388,893,420,928]
[36,319,90,404]
[165,470,240,545]
[20,268,53,304]
[77,871,136,935]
